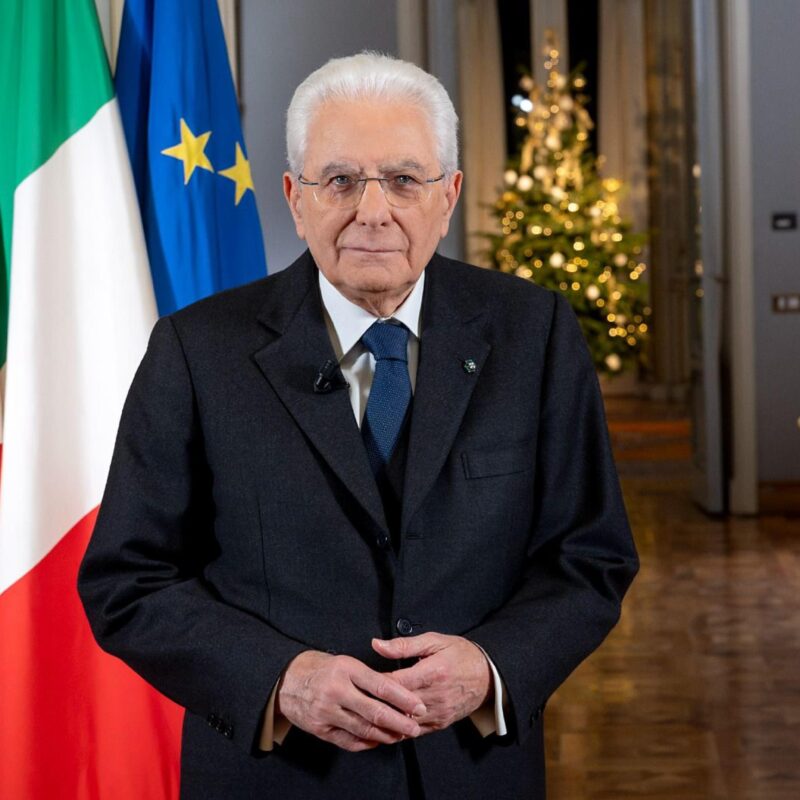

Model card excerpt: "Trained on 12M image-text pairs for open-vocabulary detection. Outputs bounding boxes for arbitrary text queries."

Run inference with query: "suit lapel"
[252,253,389,535]
[401,255,491,535]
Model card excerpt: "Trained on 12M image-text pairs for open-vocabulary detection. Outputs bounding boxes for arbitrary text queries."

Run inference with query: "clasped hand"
[275,633,492,752]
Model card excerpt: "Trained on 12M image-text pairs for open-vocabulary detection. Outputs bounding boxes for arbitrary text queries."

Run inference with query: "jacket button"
[223,726,233,739]
[376,534,391,549]
[396,618,414,636]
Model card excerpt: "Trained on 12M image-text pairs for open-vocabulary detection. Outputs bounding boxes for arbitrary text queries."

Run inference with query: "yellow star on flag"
[219,143,255,205]
[161,118,214,184]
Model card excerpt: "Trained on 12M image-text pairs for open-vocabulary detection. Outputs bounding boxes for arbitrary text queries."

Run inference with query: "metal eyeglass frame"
[297,172,446,208]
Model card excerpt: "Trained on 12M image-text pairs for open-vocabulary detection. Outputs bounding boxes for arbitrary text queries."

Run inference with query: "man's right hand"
[275,650,427,752]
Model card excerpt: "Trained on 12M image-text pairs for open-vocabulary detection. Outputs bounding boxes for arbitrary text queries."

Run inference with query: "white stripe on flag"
[0,98,157,594]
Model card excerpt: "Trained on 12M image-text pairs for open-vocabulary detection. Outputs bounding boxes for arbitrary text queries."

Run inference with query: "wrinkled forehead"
[303,97,440,174]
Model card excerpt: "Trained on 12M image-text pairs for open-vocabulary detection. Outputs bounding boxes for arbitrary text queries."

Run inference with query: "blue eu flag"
[115,0,267,315]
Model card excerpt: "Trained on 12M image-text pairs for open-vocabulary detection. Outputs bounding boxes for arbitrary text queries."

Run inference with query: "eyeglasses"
[298,171,446,209]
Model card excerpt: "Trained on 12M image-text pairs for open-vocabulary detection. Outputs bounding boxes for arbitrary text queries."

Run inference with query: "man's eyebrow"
[378,159,426,173]
[318,162,360,179]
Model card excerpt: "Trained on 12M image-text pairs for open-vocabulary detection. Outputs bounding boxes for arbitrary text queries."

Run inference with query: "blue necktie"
[361,321,412,477]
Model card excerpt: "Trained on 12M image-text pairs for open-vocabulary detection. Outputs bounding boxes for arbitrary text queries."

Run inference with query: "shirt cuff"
[468,642,509,737]
[258,678,292,751]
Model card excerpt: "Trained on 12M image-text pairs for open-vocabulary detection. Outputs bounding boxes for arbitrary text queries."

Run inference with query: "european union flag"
[115,0,267,315]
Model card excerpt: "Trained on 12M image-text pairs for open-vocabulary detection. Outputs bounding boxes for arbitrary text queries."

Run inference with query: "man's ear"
[439,170,463,239]
[283,172,306,240]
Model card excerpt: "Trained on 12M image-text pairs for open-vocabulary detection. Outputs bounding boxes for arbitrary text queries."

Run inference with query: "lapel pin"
[462,358,477,374]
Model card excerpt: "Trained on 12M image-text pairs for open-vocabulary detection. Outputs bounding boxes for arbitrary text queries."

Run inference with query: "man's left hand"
[372,633,491,734]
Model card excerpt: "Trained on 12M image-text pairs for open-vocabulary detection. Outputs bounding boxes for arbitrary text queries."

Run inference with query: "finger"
[336,706,413,745]
[344,692,423,738]
[372,633,445,660]
[351,664,427,717]
[415,722,446,735]
[387,659,449,692]
[326,727,381,752]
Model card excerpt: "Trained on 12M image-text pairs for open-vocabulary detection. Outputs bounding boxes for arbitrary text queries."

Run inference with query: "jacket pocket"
[461,442,533,479]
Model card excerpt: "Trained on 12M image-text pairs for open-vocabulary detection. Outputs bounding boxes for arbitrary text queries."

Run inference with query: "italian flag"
[0,1,183,797]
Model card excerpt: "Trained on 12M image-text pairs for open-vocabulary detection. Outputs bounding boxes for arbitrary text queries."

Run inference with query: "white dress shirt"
[259,270,508,751]
[319,268,424,425]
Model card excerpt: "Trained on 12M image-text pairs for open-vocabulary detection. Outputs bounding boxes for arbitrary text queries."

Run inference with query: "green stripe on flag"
[0,0,114,364]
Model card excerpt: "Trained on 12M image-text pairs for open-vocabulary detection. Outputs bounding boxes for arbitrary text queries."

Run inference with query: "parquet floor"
[544,398,800,799]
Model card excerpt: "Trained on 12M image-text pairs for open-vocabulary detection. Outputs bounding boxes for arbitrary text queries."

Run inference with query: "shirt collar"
[318,269,425,359]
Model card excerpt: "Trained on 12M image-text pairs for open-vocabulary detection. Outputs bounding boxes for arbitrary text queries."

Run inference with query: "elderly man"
[79,52,638,799]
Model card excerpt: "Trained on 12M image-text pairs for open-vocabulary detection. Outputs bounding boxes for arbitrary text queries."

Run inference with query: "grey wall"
[749,0,800,481]
[240,0,397,273]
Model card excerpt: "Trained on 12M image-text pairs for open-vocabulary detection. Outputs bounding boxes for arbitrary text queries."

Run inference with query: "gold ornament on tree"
[482,31,650,376]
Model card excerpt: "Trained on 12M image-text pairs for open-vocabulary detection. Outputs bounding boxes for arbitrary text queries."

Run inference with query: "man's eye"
[392,174,420,186]
[329,175,355,187]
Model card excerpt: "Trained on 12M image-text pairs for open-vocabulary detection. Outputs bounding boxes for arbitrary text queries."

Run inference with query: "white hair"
[286,51,459,177]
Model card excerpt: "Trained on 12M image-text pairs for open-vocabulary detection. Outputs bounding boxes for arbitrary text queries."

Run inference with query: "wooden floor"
[544,398,800,799]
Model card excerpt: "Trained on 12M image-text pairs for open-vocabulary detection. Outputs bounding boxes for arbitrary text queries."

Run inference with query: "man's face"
[284,98,462,304]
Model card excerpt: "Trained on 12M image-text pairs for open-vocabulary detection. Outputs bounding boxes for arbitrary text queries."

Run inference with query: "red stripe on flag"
[0,507,184,799]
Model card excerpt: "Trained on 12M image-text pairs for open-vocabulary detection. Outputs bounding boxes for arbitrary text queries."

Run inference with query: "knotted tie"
[361,320,412,477]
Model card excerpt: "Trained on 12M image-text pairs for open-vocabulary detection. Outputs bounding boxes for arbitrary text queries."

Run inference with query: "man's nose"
[355,179,392,225]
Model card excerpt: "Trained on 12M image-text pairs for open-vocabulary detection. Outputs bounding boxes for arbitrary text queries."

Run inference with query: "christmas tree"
[483,33,650,376]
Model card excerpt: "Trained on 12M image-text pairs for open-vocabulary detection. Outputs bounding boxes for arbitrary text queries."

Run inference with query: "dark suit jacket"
[78,251,638,799]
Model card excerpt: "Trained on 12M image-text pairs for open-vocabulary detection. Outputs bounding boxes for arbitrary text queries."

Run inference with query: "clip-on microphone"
[313,359,350,394]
